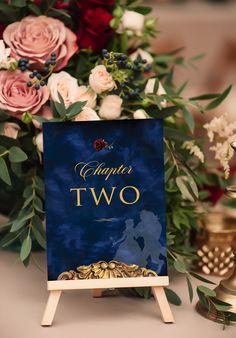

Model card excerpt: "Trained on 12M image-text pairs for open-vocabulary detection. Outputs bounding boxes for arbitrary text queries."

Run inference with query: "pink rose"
[76,85,97,109]
[47,71,97,108]
[89,65,115,94]
[0,70,49,118]
[74,107,100,121]
[33,105,53,129]
[2,122,20,139]
[99,95,122,120]
[3,16,78,71]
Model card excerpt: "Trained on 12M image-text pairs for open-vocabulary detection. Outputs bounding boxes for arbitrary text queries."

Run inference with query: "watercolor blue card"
[43,119,167,281]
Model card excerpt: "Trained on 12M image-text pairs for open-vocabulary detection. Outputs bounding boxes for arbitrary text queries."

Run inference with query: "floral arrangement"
[0,0,235,325]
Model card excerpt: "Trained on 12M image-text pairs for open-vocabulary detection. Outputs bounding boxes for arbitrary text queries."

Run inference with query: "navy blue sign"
[43,119,167,281]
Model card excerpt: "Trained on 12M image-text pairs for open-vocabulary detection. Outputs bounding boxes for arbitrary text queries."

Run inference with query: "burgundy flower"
[77,6,114,53]
[55,0,70,9]
[33,0,69,9]
[78,0,115,7]
[93,138,108,151]
[0,23,6,39]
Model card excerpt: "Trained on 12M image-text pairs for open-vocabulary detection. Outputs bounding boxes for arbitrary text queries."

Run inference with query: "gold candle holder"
[196,142,236,322]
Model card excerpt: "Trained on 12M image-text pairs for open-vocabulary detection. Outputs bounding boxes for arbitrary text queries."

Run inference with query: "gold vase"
[195,211,236,276]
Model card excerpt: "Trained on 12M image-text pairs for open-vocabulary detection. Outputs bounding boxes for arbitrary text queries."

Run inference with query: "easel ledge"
[47,276,168,290]
[41,276,174,326]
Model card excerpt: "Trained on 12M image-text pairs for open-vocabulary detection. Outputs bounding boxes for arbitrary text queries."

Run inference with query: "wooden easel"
[41,276,174,326]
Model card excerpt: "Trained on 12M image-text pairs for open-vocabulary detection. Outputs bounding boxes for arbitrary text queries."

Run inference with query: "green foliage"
[0,0,234,328]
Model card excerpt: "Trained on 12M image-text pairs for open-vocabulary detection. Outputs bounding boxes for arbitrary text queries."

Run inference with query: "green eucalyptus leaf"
[66,101,87,119]
[197,285,216,298]
[34,196,44,212]
[189,271,216,285]
[132,6,152,15]
[23,185,33,199]
[147,106,178,119]
[0,230,22,248]
[176,176,195,202]
[10,0,27,7]
[173,259,186,273]
[10,220,26,233]
[35,176,45,191]
[153,78,159,94]
[165,166,175,183]
[183,107,195,133]
[9,146,28,163]
[32,226,46,249]
[197,288,210,310]
[0,157,11,185]
[164,287,182,305]
[164,127,193,142]
[186,276,193,303]
[28,3,42,15]
[18,211,34,224]
[205,85,232,111]
[22,195,34,209]
[190,93,219,101]
[20,236,32,261]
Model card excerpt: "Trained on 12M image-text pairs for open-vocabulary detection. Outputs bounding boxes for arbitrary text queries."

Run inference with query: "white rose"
[89,65,115,94]
[130,49,153,64]
[47,71,80,108]
[99,95,122,120]
[133,109,148,119]
[76,86,97,109]
[74,107,100,122]
[145,78,167,108]
[2,122,20,139]
[35,132,43,152]
[118,10,145,36]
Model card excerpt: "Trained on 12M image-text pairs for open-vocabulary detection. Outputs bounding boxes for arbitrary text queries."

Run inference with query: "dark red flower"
[55,0,70,9]
[93,139,108,151]
[79,0,115,7]
[77,6,114,53]
[0,23,6,39]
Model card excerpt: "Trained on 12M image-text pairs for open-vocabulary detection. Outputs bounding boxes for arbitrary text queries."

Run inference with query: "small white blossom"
[0,39,17,70]
[183,141,204,163]
[204,113,236,178]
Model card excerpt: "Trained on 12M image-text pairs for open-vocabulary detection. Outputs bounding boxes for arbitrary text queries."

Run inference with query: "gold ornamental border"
[58,260,157,280]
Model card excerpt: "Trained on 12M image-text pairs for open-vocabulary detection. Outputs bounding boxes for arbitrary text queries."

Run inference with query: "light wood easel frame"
[41,276,174,326]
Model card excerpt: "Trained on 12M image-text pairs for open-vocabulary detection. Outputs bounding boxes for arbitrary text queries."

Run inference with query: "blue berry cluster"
[44,52,57,73]
[18,53,57,90]
[102,49,152,101]
[18,58,29,72]
[102,49,152,73]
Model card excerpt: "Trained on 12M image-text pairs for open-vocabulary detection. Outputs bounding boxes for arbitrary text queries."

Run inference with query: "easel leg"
[92,288,103,298]
[152,286,174,323]
[41,290,62,326]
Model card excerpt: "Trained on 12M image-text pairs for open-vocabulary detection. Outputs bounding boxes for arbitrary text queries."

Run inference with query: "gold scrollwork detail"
[57,260,157,280]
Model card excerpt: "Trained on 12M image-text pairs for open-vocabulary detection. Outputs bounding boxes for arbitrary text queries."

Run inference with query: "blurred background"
[147,0,236,122]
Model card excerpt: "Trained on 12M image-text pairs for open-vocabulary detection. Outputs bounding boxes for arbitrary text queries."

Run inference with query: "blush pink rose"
[74,107,100,121]
[99,95,122,120]
[3,15,78,71]
[0,70,49,118]
[89,65,115,94]
[2,122,20,139]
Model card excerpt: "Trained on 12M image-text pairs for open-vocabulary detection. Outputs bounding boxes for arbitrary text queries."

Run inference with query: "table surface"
[0,250,234,338]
